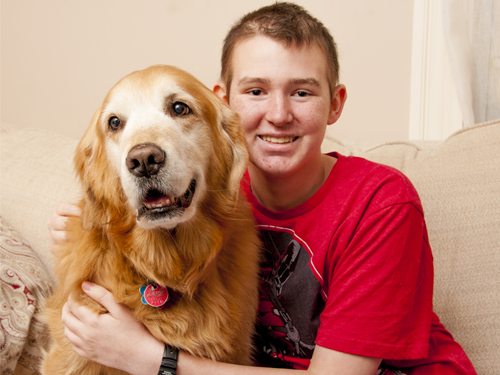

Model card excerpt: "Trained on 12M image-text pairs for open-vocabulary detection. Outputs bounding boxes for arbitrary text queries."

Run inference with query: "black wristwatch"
[158,344,178,375]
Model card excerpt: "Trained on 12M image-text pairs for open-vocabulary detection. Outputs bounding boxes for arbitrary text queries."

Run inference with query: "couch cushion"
[1,119,498,372]
[0,124,80,276]
[0,216,53,374]
[322,119,500,374]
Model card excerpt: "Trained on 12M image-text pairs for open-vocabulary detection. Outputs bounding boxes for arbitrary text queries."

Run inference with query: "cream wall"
[1,0,413,141]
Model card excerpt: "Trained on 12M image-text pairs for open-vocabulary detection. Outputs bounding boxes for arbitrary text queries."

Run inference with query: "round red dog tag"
[140,283,170,308]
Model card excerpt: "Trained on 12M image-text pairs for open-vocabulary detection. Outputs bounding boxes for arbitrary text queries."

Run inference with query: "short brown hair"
[220,2,340,100]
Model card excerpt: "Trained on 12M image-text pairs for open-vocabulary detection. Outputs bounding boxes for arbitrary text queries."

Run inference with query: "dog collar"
[140,280,170,308]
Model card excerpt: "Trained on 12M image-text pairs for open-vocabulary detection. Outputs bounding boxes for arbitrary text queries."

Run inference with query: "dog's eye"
[108,116,122,131]
[172,102,191,116]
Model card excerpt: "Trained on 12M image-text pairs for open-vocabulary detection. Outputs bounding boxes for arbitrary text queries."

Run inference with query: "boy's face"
[216,36,346,179]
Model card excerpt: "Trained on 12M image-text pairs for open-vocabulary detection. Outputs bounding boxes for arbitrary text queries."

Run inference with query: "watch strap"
[158,344,178,375]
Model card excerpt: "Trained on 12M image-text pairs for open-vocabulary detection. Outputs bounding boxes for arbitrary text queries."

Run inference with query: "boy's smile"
[259,135,298,144]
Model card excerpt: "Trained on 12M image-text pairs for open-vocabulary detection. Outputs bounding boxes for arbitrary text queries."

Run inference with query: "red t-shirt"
[245,153,476,374]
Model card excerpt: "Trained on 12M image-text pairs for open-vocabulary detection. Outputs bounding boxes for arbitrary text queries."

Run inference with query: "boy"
[49,3,476,374]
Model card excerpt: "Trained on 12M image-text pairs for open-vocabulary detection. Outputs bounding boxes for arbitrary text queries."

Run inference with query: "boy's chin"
[249,157,305,178]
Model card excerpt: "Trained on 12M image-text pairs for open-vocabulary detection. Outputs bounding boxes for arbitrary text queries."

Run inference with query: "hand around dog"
[62,281,164,375]
[47,203,82,251]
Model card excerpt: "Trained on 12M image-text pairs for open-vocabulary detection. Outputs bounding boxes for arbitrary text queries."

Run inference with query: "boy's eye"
[296,91,309,97]
[248,89,262,96]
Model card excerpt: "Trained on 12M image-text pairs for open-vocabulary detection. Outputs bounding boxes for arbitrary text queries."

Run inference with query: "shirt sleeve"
[316,201,434,360]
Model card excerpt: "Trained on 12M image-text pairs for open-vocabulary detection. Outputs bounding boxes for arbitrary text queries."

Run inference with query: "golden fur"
[42,65,261,374]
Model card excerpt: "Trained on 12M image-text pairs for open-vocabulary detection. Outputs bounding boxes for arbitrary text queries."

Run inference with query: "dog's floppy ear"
[218,103,249,199]
[73,106,109,228]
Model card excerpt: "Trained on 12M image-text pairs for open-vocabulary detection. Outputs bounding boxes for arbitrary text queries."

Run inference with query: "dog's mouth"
[137,179,197,220]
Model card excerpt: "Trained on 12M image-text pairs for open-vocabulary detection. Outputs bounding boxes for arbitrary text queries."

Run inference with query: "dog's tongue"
[144,195,173,207]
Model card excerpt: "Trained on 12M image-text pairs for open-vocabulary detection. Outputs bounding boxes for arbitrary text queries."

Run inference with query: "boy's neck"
[249,154,337,212]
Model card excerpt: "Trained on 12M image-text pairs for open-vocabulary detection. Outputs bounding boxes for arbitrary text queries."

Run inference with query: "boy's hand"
[47,203,82,252]
[62,282,164,374]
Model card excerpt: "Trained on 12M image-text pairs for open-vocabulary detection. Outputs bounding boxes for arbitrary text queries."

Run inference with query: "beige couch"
[1,120,499,374]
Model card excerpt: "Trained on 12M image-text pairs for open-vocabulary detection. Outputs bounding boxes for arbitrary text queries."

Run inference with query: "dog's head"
[75,65,248,230]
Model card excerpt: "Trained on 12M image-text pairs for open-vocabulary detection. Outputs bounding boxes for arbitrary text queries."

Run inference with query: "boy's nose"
[265,94,293,126]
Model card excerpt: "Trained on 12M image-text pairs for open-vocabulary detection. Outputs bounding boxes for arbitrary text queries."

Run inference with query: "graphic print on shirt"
[256,229,325,369]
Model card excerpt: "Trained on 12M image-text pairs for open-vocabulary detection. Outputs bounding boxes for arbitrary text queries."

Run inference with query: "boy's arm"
[64,283,382,375]
[179,345,382,375]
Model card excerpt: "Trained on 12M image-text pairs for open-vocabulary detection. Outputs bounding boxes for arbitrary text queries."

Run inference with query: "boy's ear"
[213,82,229,105]
[327,84,348,125]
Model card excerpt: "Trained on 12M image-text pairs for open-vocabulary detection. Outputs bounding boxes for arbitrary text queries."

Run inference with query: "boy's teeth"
[261,136,295,143]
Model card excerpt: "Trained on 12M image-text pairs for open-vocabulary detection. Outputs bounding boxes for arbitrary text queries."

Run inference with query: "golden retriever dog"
[42,65,261,374]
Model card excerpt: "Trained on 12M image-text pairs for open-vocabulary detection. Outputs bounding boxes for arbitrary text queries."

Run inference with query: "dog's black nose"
[126,144,166,177]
